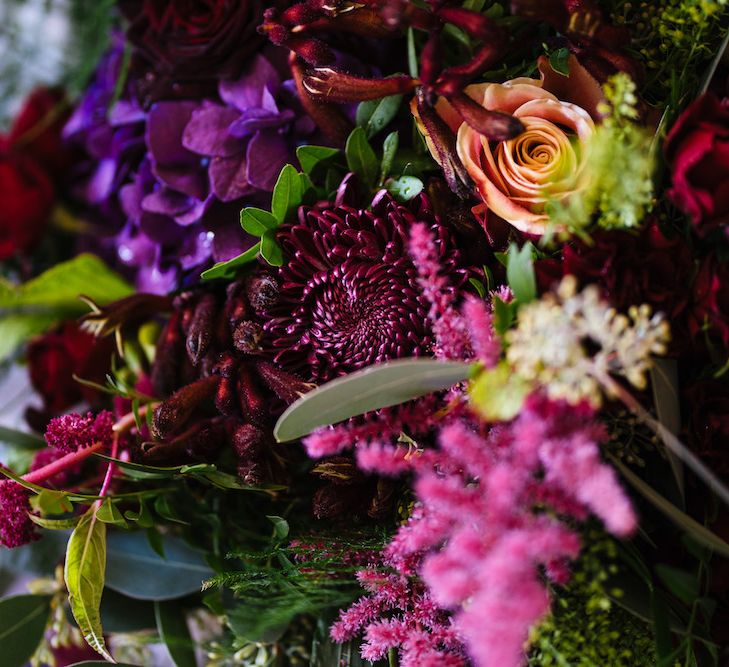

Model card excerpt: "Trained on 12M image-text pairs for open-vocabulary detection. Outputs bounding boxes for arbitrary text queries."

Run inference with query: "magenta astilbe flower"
[264,191,466,382]
[45,411,115,454]
[408,222,471,360]
[462,296,500,367]
[0,481,37,548]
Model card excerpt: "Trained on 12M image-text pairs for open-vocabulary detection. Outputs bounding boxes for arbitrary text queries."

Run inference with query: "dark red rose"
[684,379,729,479]
[0,149,54,259]
[690,253,729,345]
[665,93,729,233]
[27,322,114,415]
[8,87,70,178]
[120,0,264,89]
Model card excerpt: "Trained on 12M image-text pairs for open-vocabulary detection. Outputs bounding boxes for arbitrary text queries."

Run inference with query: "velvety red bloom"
[8,87,71,178]
[120,0,264,91]
[27,322,114,414]
[665,93,729,234]
[0,149,54,258]
[690,253,729,345]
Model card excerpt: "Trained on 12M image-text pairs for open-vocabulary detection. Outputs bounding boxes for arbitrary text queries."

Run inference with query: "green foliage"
[356,95,404,138]
[528,532,656,666]
[346,127,380,187]
[0,594,52,667]
[274,359,474,442]
[505,242,537,304]
[468,361,528,421]
[64,505,112,661]
[545,74,655,238]
[155,601,197,667]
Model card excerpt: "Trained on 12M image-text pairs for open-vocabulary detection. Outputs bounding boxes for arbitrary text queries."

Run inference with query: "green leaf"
[506,242,537,304]
[469,277,486,299]
[0,425,43,450]
[345,127,379,187]
[260,230,284,267]
[356,95,403,138]
[66,662,141,666]
[96,499,128,528]
[492,296,515,337]
[240,207,279,236]
[0,254,132,309]
[101,589,156,633]
[64,505,112,661]
[274,359,474,442]
[0,311,62,362]
[296,145,340,175]
[155,601,196,667]
[31,489,73,516]
[200,243,261,281]
[380,131,399,182]
[468,362,529,421]
[124,499,154,528]
[655,564,699,605]
[385,175,424,202]
[266,515,290,541]
[612,459,729,558]
[29,514,80,530]
[105,531,213,601]
[407,28,418,79]
[0,594,52,667]
[271,164,304,224]
[548,47,571,76]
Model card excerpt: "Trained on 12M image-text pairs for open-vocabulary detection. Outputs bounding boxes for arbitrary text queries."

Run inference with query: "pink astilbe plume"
[408,222,471,360]
[333,393,637,666]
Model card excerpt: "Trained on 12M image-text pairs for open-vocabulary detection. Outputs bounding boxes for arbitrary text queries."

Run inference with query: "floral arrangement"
[0,1,728,666]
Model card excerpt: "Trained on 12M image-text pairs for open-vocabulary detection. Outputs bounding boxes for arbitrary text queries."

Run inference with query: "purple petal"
[178,226,215,270]
[203,202,259,262]
[228,109,294,138]
[140,211,182,244]
[85,159,117,204]
[209,155,256,202]
[245,130,290,191]
[152,164,208,201]
[219,54,280,111]
[136,262,179,296]
[182,105,242,157]
[109,99,146,126]
[146,101,199,165]
[142,188,198,217]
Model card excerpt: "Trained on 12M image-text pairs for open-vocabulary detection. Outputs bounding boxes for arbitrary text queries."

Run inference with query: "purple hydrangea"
[67,46,317,293]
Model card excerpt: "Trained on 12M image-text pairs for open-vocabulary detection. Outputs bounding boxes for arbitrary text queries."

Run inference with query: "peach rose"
[419,55,604,235]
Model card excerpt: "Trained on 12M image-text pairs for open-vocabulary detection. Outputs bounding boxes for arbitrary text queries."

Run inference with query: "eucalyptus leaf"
[200,243,260,281]
[356,95,403,138]
[155,601,197,667]
[506,242,537,304]
[65,505,112,661]
[612,459,729,558]
[274,359,474,442]
[240,207,279,236]
[0,594,52,667]
[345,127,379,187]
[105,531,213,601]
[385,175,424,202]
[296,145,340,175]
[271,164,303,224]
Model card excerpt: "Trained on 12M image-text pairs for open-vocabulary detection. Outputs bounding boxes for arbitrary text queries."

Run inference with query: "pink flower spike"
[0,481,37,548]
[462,296,500,367]
[45,411,115,453]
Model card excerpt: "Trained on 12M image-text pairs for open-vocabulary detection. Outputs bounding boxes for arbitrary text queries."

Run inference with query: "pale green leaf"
[260,230,284,267]
[274,359,474,442]
[240,207,279,236]
[356,95,403,138]
[296,145,340,175]
[506,242,536,304]
[200,243,260,281]
[345,127,379,186]
[271,164,303,224]
[380,131,399,182]
[385,175,424,202]
[65,505,112,661]
[468,362,530,421]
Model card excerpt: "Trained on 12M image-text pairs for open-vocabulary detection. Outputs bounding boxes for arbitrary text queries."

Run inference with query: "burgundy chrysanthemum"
[264,191,465,382]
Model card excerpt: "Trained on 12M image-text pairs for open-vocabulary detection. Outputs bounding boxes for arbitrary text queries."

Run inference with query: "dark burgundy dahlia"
[264,191,466,382]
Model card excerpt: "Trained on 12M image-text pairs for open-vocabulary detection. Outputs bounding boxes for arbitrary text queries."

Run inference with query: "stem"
[23,442,105,485]
[599,372,729,509]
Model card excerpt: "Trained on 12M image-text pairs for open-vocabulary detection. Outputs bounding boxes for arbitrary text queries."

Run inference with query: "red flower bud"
[237,365,268,426]
[446,92,525,141]
[152,375,219,438]
[303,68,417,103]
[256,361,315,405]
[186,293,217,365]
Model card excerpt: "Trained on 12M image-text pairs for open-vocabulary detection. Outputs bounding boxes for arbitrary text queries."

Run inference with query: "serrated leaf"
[260,230,284,267]
[200,243,260,281]
[240,207,279,236]
[296,145,340,174]
[506,242,536,304]
[385,175,424,202]
[155,601,196,667]
[65,505,112,661]
[105,531,213,601]
[345,127,379,187]
[274,359,474,442]
[356,94,403,138]
[380,131,399,182]
[0,594,52,667]
[468,361,529,421]
[271,164,303,224]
